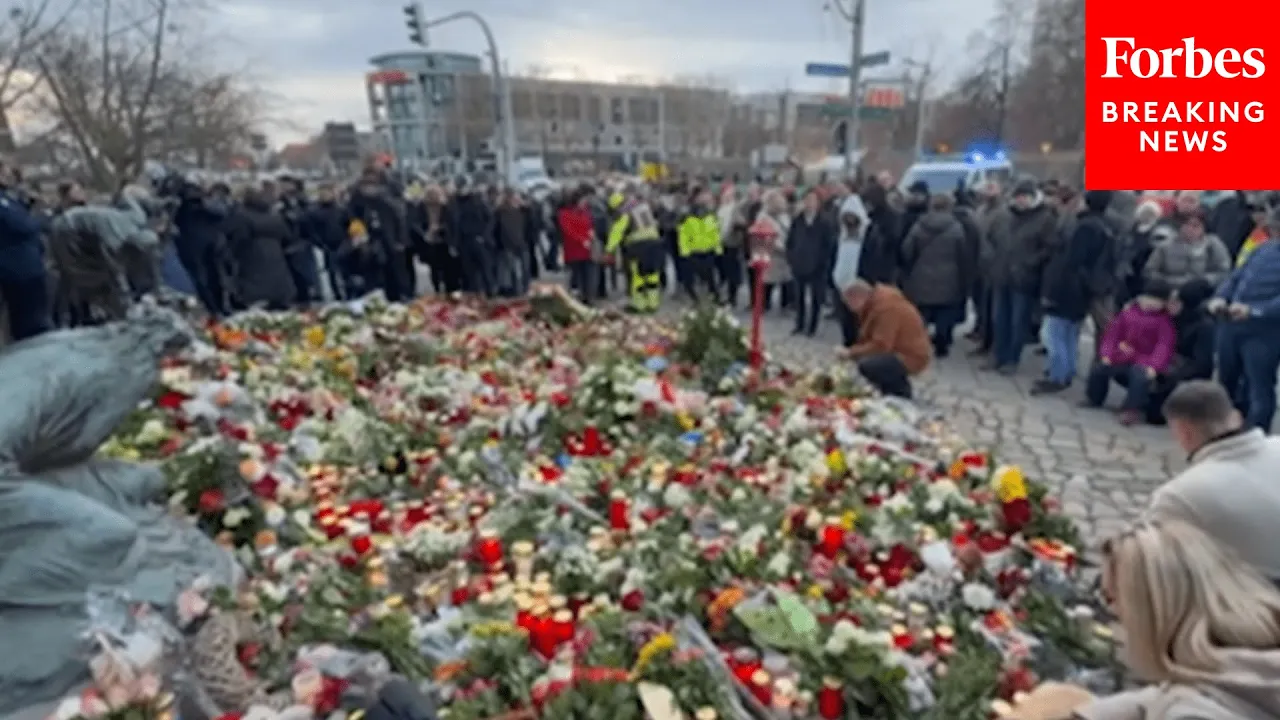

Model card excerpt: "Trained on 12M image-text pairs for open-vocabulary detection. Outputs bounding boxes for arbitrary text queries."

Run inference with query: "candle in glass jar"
[514,595,534,632]
[550,609,576,645]
[817,523,845,558]
[529,605,558,658]
[511,540,535,580]
[749,670,772,704]
[474,529,504,565]
[817,677,844,719]
[730,648,761,685]
[608,491,630,531]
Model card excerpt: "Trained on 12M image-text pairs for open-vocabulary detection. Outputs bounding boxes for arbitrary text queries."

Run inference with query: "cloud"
[207,0,997,143]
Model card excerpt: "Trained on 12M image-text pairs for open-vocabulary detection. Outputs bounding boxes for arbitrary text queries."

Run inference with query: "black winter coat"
[786,212,837,278]
[1041,210,1115,321]
[225,201,296,309]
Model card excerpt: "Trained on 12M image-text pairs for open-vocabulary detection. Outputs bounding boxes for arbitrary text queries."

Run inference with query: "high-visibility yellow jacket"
[606,211,660,254]
[677,213,722,257]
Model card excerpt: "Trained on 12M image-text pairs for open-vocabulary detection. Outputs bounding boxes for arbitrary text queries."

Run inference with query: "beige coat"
[1011,649,1280,719]
[1084,648,1280,719]
[1146,429,1280,580]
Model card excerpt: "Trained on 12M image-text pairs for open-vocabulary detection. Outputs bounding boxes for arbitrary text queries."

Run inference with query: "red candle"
[818,524,845,558]
[475,529,504,565]
[582,426,603,455]
[818,677,844,719]
[529,610,558,658]
[749,670,772,704]
[515,597,534,632]
[608,491,630,531]
[550,609,576,644]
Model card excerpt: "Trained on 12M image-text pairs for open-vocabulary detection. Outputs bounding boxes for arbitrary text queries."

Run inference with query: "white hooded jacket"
[831,194,870,291]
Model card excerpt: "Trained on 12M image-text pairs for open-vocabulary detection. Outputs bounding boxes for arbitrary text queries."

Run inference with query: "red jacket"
[558,206,595,263]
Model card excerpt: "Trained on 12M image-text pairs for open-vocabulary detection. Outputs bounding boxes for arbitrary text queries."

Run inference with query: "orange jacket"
[847,285,932,375]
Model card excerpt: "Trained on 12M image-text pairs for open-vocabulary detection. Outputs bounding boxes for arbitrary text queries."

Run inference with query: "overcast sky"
[212,0,997,143]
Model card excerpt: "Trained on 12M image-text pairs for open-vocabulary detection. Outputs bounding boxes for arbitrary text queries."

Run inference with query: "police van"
[899,152,1014,194]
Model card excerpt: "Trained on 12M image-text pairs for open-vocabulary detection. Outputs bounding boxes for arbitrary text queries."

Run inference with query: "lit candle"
[512,540,535,581]
[474,529,504,565]
[749,670,772,704]
[514,595,534,632]
[608,491,630,531]
[550,609,576,645]
[817,523,845,558]
[529,604,557,658]
[817,677,844,719]
[730,648,760,685]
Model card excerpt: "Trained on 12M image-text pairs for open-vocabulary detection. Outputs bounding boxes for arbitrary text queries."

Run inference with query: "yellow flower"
[826,448,847,475]
[992,465,1027,503]
[840,510,857,531]
[631,632,676,677]
[471,621,525,639]
[676,412,696,431]
[303,325,326,348]
[806,584,824,599]
[335,359,358,381]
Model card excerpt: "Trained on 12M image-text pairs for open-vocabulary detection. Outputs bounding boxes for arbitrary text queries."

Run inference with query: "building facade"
[367,47,735,173]
[366,50,489,171]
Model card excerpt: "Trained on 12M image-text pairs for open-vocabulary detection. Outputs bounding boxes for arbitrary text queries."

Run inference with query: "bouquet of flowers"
[90,295,1115,718]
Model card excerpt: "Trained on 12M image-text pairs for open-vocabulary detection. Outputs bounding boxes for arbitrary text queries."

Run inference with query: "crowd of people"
[0,154,1275,430]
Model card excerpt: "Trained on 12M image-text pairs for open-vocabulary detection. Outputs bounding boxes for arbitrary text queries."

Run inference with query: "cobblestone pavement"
[652,297,1182,547]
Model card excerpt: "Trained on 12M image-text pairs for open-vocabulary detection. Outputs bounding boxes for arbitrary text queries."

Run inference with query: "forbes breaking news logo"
[1099,37,1265,153]
[1084,14,1277,191]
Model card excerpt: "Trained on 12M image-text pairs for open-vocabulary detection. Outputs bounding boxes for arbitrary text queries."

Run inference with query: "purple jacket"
[1099,305,1177,373]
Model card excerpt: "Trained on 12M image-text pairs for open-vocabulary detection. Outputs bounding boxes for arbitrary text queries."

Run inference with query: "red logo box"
[1085,4,1280,190]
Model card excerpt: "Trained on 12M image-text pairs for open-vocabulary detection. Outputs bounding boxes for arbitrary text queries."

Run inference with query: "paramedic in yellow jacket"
[677,187,722,302]
[606,191,665,312]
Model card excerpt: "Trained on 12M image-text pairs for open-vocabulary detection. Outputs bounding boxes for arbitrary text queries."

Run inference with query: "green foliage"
[670,304,749,388]
[924,631,1003,720]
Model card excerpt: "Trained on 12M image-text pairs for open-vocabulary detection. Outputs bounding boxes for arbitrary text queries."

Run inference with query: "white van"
[899,154,1014,194]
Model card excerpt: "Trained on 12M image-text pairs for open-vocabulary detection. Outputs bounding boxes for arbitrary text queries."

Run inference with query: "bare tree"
[931,0,1033,148]
[0,0,80,152]
[33,0,262,188]
[1014,0,1084,150]
[933,0,1085,154]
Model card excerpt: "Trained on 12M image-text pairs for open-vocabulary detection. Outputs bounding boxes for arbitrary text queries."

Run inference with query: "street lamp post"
[903,58,932,161]
[419,11,519,186]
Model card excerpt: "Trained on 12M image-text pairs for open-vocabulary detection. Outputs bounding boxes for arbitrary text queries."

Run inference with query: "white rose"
[264,504,286,527]
[135,419,168,445]
[765,551,790,577]
[223,507,250,528]
[824,635,849,655]
[961,583,998,611]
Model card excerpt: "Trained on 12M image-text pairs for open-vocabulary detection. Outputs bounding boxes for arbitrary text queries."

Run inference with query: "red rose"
[197,488,225,515]
[349,535,373,555]
[620,590,644,611]
[250,474,280,500]
[236,642,261,668]
[314,676,349,715]
[1001,498,1033,533]
[156,390,188,410]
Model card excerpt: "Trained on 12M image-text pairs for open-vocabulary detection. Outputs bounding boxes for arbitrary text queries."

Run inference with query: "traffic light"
[832,120,847,155]
[404,3,426,46]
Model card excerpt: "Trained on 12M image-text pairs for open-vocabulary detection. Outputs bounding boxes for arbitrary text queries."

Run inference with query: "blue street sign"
[804,51,892,77]
[806,63,851,77]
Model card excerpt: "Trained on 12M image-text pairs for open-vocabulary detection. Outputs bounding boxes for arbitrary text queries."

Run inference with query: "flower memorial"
[75,288,1118,720]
